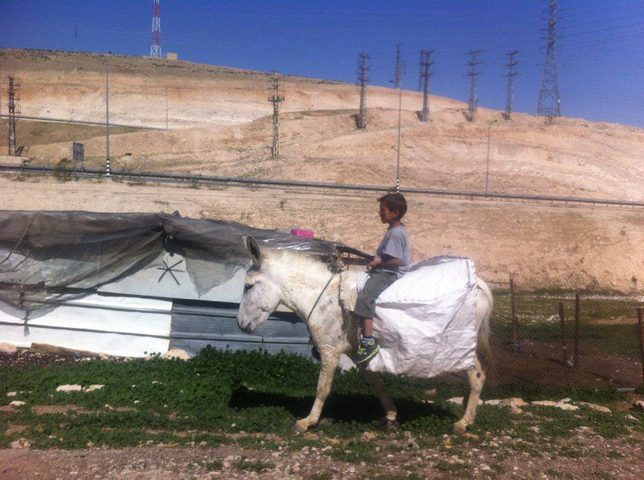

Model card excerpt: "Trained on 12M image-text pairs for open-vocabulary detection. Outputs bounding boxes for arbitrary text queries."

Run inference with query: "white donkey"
[237,237,493,434]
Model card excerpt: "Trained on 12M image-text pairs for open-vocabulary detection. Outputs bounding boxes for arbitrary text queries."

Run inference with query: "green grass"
[1,348,642,450]
[493,291,642,358]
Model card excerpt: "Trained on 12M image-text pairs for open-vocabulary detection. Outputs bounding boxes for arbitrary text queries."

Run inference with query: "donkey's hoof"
[453,421,467,435]
[294,419,309,433]
[380,416,399,430]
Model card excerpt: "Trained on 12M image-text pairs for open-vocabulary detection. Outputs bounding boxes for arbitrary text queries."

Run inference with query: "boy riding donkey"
[352,193,411,365]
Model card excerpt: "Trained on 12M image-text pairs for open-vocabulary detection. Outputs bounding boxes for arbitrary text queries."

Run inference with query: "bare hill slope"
[0,49,642,292]
[1,49,643,201]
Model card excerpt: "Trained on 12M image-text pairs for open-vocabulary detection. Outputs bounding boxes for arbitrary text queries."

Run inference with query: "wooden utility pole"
[573,293,580,368]
[637,307,644,386]
[7,75,20,156]
[558,302,568,365]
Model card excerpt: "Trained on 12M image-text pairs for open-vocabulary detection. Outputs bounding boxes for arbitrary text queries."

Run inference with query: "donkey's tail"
[475,277,494,371]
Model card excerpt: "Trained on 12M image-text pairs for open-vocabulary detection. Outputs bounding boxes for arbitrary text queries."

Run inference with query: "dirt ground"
[1,435,641,480]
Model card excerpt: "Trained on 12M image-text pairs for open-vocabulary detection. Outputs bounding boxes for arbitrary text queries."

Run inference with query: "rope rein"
[305,272,339,323]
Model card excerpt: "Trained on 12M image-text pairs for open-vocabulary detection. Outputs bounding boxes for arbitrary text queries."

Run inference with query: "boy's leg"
[362,317,374,337]
[352,272,397,364]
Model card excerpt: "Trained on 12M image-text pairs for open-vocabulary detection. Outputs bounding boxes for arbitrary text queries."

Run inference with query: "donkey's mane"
[263,248,333,276]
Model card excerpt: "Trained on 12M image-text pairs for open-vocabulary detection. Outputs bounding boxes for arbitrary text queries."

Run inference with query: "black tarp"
[0,211,341,318]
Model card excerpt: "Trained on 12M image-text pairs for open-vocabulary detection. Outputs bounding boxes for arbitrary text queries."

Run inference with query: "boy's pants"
[354,271,398,319]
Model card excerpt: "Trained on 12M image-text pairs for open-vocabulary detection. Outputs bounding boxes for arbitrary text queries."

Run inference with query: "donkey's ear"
[246,236,262,268]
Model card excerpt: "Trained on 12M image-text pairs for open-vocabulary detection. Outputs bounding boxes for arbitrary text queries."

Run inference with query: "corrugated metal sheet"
[169,300,314,359]
[0,294,172,357]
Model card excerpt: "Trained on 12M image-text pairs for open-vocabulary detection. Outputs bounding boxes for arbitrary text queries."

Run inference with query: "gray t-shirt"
[375,224,411,278]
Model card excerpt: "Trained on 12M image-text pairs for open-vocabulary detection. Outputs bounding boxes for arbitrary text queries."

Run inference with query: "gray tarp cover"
[0,210,340,318]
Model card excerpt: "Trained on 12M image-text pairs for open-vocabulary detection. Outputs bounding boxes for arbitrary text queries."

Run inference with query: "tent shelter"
[0,211,340,358]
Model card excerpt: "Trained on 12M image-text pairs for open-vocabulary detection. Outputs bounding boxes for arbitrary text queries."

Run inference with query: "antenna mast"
[150,0,162,58]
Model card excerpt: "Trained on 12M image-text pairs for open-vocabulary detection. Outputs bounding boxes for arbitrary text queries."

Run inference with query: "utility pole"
[467,50,482,121]
[393,44,403,193]
[419,49,434,122]
[485,119,498,193]
[268,73,285,158]
[504,50,519,120]
[537,0,561,123]
[7,75,20,156]
[357,51,369,129]
[150,0,162,58]
[105,56,111,176]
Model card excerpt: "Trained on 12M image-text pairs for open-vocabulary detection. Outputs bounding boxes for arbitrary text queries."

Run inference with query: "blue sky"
[1,0,643,127]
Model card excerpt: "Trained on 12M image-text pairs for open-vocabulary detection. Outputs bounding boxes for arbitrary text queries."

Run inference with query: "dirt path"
[2,431,642,479]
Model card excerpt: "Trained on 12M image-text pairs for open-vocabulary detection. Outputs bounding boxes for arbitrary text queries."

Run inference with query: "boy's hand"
[367,256,382,271]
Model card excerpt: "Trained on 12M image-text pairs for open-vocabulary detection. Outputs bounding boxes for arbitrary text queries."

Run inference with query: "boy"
[352,192,411,365]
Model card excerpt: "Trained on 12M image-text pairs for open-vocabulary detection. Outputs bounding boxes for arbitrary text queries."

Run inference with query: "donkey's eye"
[244,283,254,291]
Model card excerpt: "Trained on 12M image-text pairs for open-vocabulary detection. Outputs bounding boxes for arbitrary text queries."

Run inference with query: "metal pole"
[396,85,402,193]
[573,293,580,369]
[510,275,518,348]
[485,120,496,193]
[105,56,111,176]
[559,302,568,366]
[637,307,644,386]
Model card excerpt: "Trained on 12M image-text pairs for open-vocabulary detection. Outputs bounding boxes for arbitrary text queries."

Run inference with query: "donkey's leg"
[454,357,486,434]
[360,369,397,425]
[295,349,341,433]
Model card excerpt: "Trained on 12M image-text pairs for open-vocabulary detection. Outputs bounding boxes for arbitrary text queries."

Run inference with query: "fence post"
[638,307,644,386]
[559,302,568,366]
[573,293,580,369]
[510,275,519,348]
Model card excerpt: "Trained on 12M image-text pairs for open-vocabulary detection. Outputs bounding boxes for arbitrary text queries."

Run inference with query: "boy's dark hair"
[378,193,407,219]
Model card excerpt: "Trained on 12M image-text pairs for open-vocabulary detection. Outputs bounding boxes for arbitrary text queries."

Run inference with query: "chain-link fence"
[490,278,644,389]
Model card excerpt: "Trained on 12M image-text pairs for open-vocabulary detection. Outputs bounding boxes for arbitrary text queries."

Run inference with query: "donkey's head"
[237,237,282,333]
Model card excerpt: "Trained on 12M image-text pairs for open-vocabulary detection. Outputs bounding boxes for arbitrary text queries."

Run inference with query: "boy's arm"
[367,254,403,270]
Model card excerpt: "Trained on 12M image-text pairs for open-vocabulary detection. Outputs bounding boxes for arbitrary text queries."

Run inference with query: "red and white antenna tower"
[150,0,162,58]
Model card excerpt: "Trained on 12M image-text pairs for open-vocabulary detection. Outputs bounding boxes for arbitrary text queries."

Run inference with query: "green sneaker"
[352,338,380,365]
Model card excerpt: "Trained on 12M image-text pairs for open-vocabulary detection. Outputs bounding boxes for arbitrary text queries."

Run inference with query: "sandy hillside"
[1,175,642,293]
[1,49,643,201]
[0,49,642,292]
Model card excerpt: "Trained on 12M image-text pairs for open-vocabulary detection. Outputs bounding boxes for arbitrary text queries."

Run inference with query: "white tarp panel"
[366,257,478,378]
[0,294,171,357]
[99,252,247,304]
